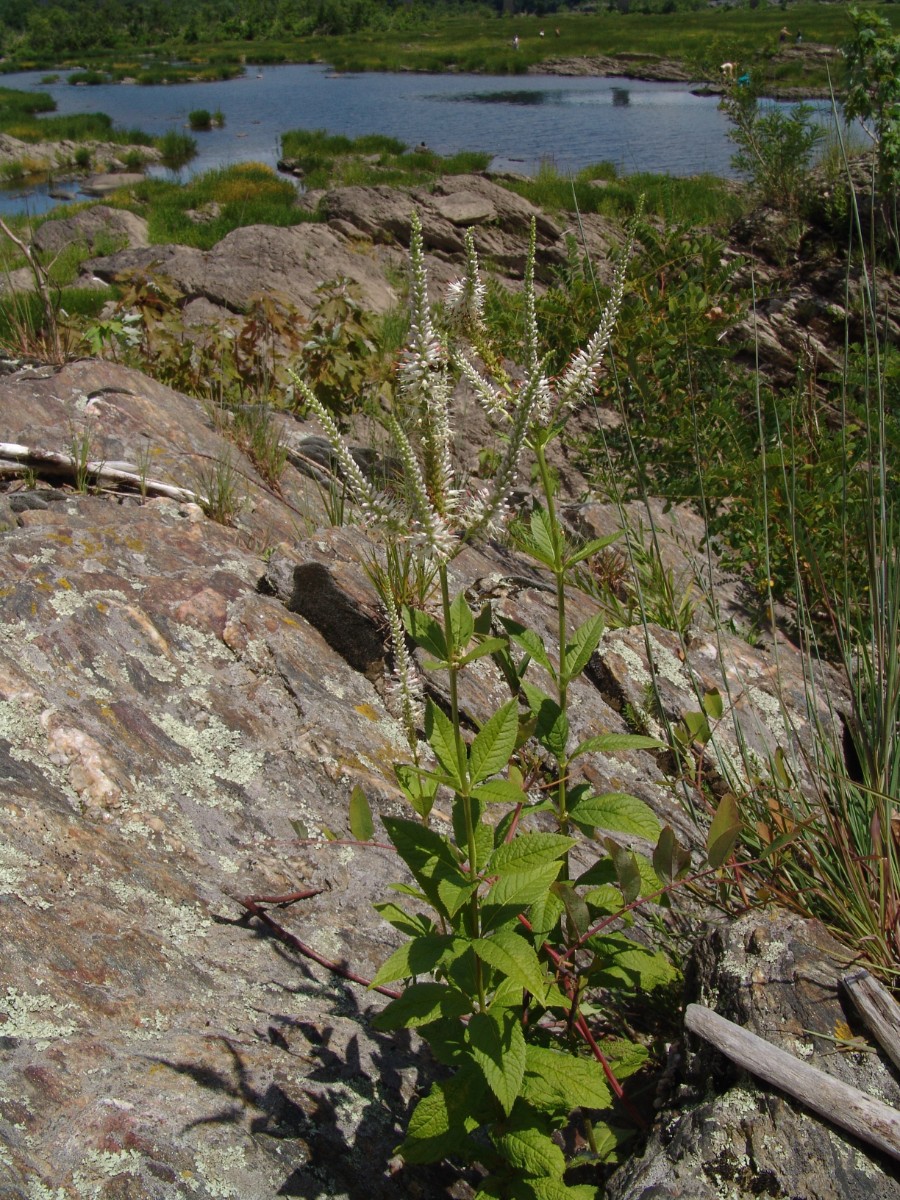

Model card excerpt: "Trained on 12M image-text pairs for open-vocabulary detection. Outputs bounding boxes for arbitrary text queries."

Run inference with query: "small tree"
[720,83,824,214]
[843,7,900,192]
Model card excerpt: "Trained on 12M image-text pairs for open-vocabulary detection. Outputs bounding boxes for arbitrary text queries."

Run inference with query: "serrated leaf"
[522,1045,613,1112]
[494,1114,566,1179]
[707,792,741,868]
[568,791,659,841]
[521,682,568,759]
[586,931,677,991]
[348,785,374,842]
[528,507,562,569]
[425,698,464,786]
[570,732,664,760]
[482,861,564,931]
[394,762,439,821]
[403,606,447,660]
[373,900,433,938]
[565,532,622,568]
[459,636,509,667]
[601,1038,649,1081]
[470,699,520,785]
[372,981,471,1031]
[473,779,531,805]
[489,833,575,874]
[383,816,471,919]
[563,612,605,683]
[583,883,622,915]
[400,1068,483,1163]
[472,929,549,1001]
[652,825,692,885]
[500,617,555,676]
[467,1010,526,1116]
[527,888,566,940]
[449,591,475,652]
[370,933,465,987]
[529,1180,600,1200]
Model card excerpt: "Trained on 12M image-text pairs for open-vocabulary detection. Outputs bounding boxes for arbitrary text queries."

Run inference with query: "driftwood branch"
[842,969,900,1075]
[685,1002,900,1162]
[0,442,206,505]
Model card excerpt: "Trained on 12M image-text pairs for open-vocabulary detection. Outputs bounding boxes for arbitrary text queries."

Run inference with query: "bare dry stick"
[0,442,207,505]
[842,969,900,1075]
[685,1003,900,1162]
[0,216,62,363]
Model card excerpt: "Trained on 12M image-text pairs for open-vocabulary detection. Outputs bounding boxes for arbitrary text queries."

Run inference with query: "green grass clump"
[157,129,197,171]
[279,128,490,189]
[504,161,744,228]
[129,162,316,249]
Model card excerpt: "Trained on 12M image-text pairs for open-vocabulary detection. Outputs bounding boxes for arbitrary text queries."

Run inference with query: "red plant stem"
[238,896,402,1000]
[575,1013,648,1131]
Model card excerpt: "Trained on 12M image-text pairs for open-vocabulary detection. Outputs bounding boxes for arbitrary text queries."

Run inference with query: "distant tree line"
[0,0,583,58]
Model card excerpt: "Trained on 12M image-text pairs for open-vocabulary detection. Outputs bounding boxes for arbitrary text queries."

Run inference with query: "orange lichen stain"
[354,703,380,722]
[57,578,72,590]
[79,539,102,557]
[123,537,145,552]
[47,532,73,546]
[67,689,80,700]
[95,602,108,614]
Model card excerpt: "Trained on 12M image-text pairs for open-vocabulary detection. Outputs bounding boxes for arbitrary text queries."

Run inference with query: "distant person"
[779,26,790,42]
[513,35,519,50]
[795,31,803,44]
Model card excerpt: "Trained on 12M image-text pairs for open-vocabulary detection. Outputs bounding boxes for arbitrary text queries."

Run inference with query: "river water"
[1,64,784,215]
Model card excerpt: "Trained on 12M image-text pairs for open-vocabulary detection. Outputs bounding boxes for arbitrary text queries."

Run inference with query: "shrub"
[188,108,212,131]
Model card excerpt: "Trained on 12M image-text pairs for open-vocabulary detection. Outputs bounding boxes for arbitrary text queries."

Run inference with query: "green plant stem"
[439,563,486,1011]
[534,438,571,842]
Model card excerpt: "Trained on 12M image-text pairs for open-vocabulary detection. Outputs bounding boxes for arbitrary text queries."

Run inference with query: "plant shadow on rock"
[148,941,471,1198]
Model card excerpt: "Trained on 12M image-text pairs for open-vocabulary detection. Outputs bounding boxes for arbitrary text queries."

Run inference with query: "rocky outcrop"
[0,353,887,1197]
[608,911,900,1200]
[0,131,159,174]
[32,205,150,255]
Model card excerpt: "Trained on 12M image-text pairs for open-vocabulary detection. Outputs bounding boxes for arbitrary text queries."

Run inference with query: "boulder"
[33,204,150,255]
[608,911,900,1200]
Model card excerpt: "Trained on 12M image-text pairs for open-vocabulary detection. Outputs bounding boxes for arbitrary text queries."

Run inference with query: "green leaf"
[521,682,568,759]
[449,591,475,652]
[403,606,447,661]
[494,1109,566,1179]
[551,881,591,940]
[470,699,520,785]
[473,779,531,806]
[467,1010,526,1116]
[570,732,664,760]
[372,982,471,1031]
[522,1045,613,1112]
[679,709,711,746]
[563,612,605,683]
[394,762,439,821]
[601,1038,649,1081]
[586,931,677,991]
[604,839,642,905]
[652,825,692,885]
[383,816,473,919]
[459,636,508,667]
[373,901,432,938]
[473,929,549,1001]
[577,851,661,899]
[500,618,556,677]
[425,698,464,786]
[348,784,374,842]
[452,796,493,872]
[564,532,622,568]
[400,1068,483,1163]
[583,883,623,915]
[703,687,724,720]
[370,933,465,987]
[530,506,562,570]
[707,792,741,869]
[529,1180,600,1200]
[482,861,564,931]
[489,833,575,875]
[527,889,565,940]
[568,791,659,841]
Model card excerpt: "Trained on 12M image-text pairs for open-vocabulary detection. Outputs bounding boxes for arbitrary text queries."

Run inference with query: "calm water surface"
[3,64,738,216]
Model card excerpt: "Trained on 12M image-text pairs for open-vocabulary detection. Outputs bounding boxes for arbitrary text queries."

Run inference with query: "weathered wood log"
[842,969,900,1076]
[0,442,206,505]
[685,1002,900,1162]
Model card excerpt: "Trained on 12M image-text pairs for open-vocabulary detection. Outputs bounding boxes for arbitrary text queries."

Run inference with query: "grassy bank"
[5,4,899,95]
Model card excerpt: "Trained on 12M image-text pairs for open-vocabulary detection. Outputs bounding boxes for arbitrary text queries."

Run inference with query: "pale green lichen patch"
[26,1181,68,1200]
[106,879,210,951]
[0,842,51,908]
[156,711,263,809]
[73,1149,144,1197]
[0,986,78,1043]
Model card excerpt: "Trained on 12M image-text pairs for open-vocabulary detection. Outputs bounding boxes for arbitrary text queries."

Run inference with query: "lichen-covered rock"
[607,911,900,1200]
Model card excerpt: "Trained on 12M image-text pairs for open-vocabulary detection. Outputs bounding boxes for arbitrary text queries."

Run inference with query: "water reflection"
[611,88,630,107]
